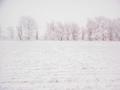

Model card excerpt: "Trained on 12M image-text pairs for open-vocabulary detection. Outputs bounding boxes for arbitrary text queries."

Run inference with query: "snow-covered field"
[0,41,120,90]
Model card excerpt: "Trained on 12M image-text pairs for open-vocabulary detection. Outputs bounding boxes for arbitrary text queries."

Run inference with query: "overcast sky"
[0,0,120,28]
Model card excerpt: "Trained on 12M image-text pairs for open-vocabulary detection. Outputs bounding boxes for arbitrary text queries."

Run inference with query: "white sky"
[0,0,120,29]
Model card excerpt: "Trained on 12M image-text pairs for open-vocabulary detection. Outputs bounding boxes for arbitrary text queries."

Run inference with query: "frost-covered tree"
[112,18,120,41]
[17,25,23,40]
[44,22,58,40]
[17,16,38,40]
[95,17,113,41]
[86,17,115,41]
[45,22,80,40]
[65,23,80,40]
[0,25,1,39]
[78,27,87,40]
[87,20,97,40]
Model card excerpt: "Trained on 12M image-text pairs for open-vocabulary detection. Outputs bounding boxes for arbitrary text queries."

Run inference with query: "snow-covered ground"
[0,41,120,90]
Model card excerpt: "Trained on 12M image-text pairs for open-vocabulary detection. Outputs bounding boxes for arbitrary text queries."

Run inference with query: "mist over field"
[0,0,120,40]
[0,0,120,90]
[0,0,120,26]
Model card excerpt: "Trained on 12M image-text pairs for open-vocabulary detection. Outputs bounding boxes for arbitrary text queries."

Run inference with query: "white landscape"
[0,41,120,90]
[0,0,120,90]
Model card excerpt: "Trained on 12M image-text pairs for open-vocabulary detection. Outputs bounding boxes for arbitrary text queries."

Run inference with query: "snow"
[0,41,120,90]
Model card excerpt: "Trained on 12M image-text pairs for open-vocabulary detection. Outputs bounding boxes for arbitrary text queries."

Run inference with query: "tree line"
[0,16,120,41]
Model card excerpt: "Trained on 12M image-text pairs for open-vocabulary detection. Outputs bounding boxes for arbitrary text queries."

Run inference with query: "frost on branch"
[45,22,80,40]
[17,16,38,40]
[0,16,120,41]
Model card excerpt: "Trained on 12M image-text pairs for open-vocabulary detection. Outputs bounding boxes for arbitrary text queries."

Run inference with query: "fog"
[0,0,120,29]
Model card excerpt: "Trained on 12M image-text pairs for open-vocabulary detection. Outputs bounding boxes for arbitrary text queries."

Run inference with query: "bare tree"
[86,17,115,41]
[45,22,80,40]
[36,30,39,40]
[86,19,98,41]
[0,25,1,39]
[112,18,120,41]
[95,17,113,41]
[44,22,57,40]
[66,23,80,40]
[17,26,23,40]
[77,27,86,40]
[17,16,38,40]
